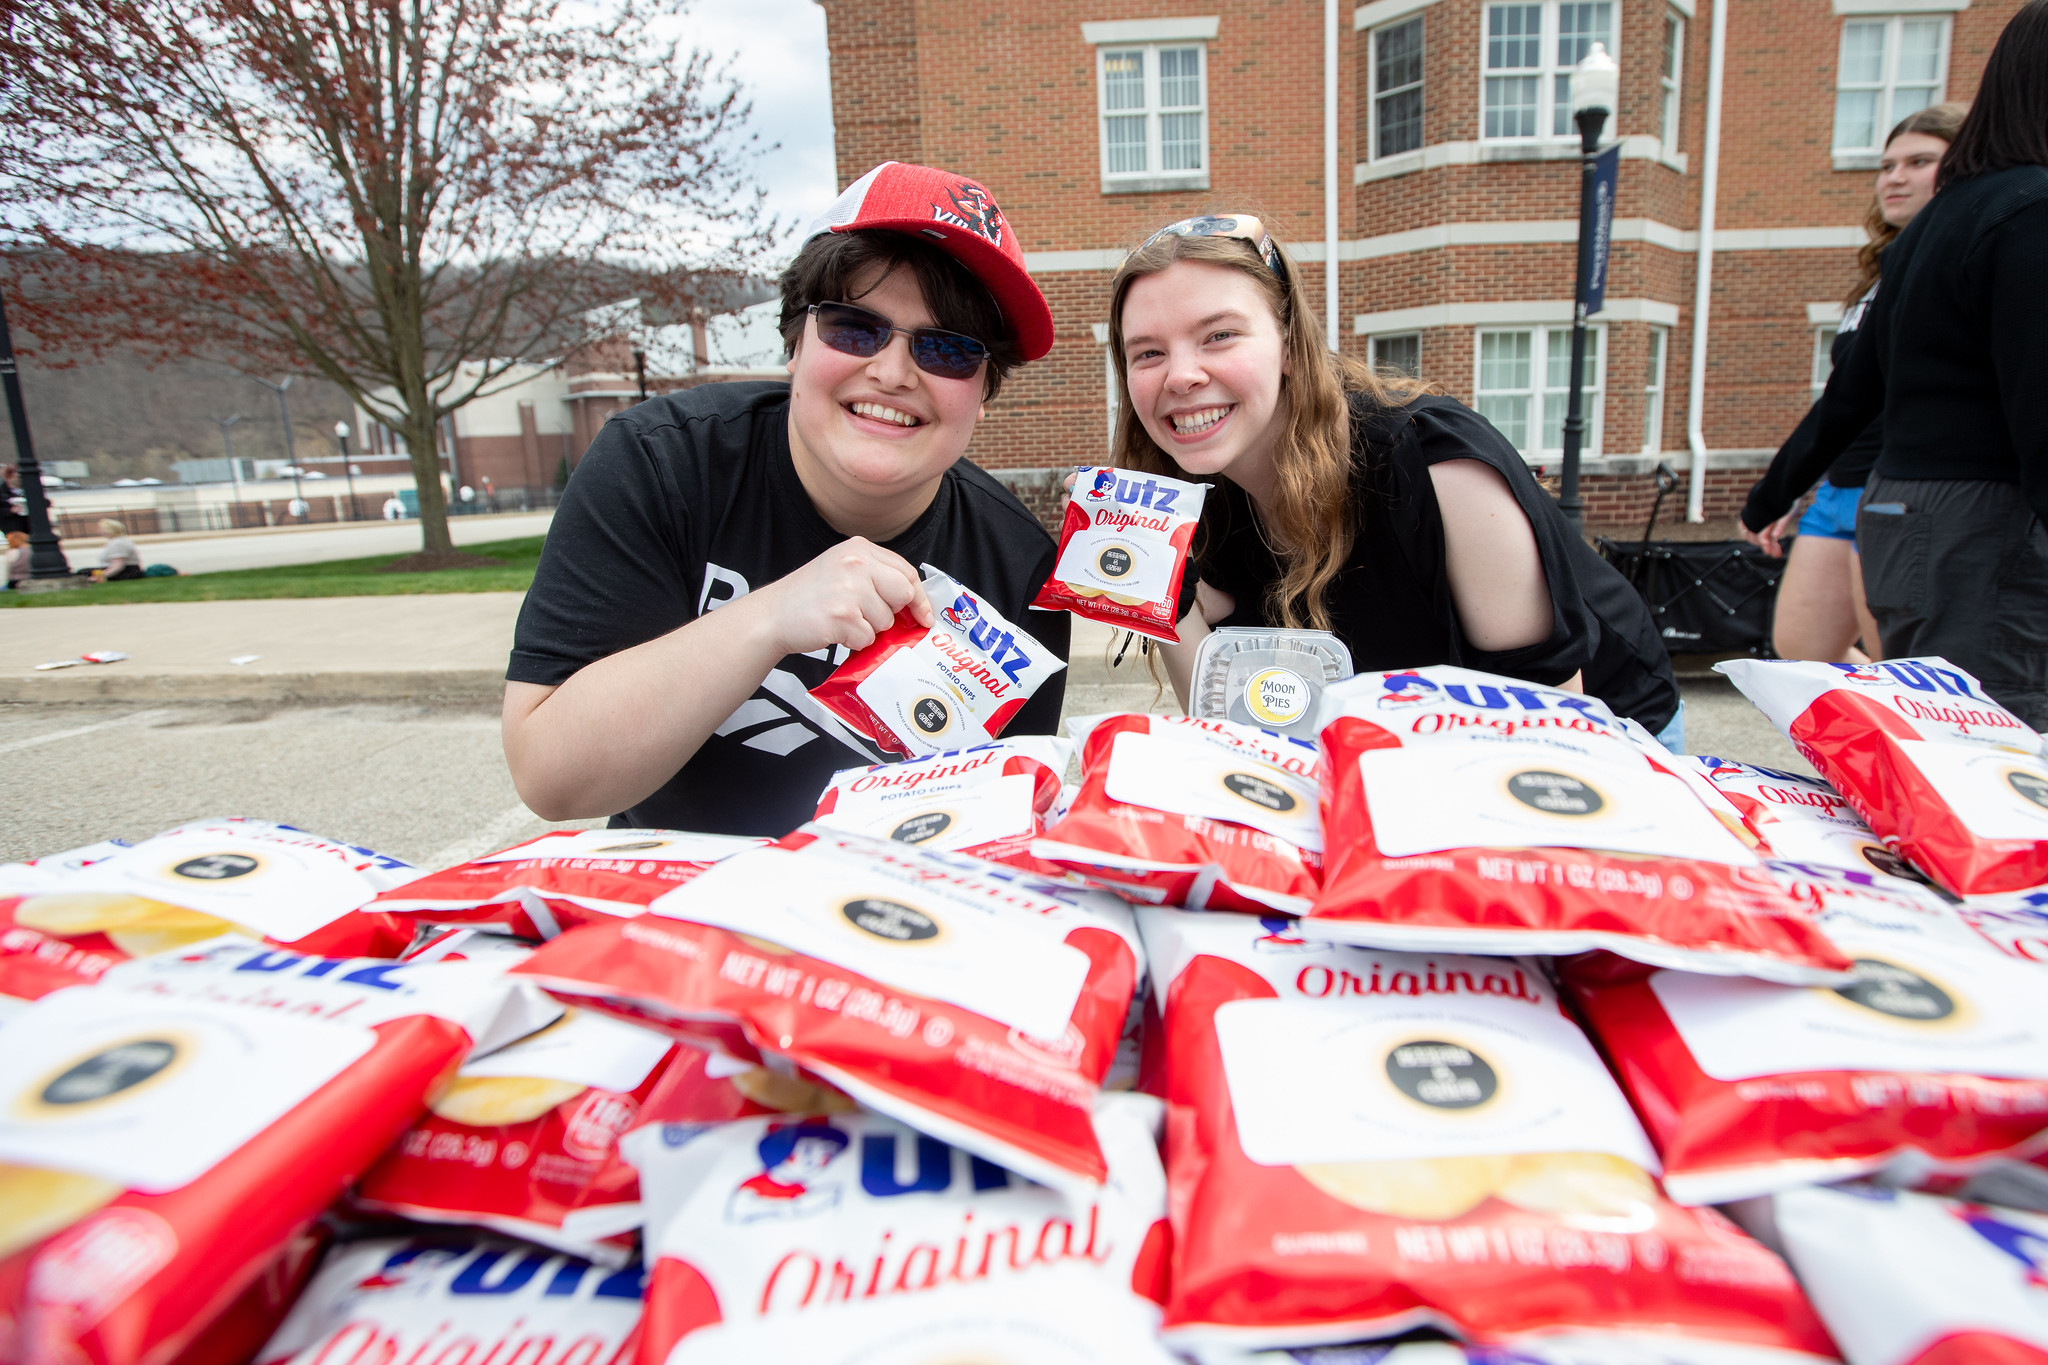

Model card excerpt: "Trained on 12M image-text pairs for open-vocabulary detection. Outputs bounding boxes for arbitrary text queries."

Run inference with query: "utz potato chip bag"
[1718,658,2048,896]
[814,568,1066,759]
[1030,467,1208,642]
[0,936,557,1365]
[1136,907,1837,1353]
[356,1007,683,1263]
[1748,1184,2048,1365]
[1563,891,2048,1206]
[625,1095,1174,1365]
[1694,756,1935,887]
[1311,667,1852,985]
[512,827,1143,1191]
[812,735,1071,867]
[1035,714,1323,914]
[373,829,767,940]
[1200,1338,1835,1365]
[254,1236,644,1365]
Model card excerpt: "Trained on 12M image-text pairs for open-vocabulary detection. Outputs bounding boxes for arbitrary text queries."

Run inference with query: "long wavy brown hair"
[1846,103,1968,307]
[1107,231,1432,631]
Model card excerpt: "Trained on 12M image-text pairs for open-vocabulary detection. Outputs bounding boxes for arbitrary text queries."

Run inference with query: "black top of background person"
[509,381,1070,837]
[1741,287,1884,532]
[1797,165,2048,523]
[1195,392,1680,732]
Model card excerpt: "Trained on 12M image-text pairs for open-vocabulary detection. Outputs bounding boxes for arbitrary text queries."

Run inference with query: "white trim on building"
[1080,16,1220,43]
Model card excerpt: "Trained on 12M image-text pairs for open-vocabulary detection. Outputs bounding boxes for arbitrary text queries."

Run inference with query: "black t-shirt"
[1195,392,1679,731]
[1741,283,1884,531]
[509,381,1071,837]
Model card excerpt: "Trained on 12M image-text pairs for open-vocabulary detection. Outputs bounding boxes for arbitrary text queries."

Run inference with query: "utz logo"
[1253,914,1321,953]
[1832,662,1887,685]
[561,1090,640,1163]
[932,182,1004,249]
[726,1120,851,1223]
[1952,1203,2048,1290]
[942,591,982,630]
[1084,468,1118,501]
[1377,672,1439,709]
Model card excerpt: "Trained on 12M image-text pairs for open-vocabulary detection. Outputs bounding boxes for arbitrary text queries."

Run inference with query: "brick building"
[815,0,2017,528]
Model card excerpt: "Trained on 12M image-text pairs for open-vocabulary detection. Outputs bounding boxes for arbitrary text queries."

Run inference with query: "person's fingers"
[868,546,934,627]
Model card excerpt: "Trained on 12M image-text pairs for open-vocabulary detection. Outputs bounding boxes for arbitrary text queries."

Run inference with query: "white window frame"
[1095,42,1211,192]
[1478,1,1620,145]
[1371,331,1423,377]
[1642,324,1668,453]
[1812,325,1840,399]
[1831,15,1949,156]
[1472,324,1607,462]
[1368,14,1427,162]
[1658,12,1684,157]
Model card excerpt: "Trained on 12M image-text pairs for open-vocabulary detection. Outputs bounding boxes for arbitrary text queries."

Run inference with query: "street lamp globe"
[1570,41,1619,126]
[334,421,349,440]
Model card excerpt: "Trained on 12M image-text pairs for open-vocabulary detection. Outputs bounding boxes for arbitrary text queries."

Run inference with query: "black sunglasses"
[808,302,989,381]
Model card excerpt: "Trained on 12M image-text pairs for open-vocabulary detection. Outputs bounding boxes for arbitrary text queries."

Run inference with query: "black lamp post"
[1558,42,1619,532]
[251,374,306,521]
[0,286,73,582]
[336,421,357,520]
[634,347,648,403]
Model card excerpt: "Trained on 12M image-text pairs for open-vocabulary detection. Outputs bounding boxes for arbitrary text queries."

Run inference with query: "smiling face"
[1119,259,1290,493]
[1877,130,1948,228]
[786,262,988,533]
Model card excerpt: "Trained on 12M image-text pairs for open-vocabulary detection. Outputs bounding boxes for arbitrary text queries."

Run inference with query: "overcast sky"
[678,0,840,265]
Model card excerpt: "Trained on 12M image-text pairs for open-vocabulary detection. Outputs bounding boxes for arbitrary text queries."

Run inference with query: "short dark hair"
[776,230,1020,400]
[1937,0,2048,189]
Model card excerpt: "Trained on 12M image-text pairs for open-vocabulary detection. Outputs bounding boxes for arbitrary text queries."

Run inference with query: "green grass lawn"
[0,536,545,608]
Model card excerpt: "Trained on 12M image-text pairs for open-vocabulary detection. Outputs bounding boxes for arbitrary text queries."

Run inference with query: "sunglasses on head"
[808,302,989,381]
[1138,213,1287,280]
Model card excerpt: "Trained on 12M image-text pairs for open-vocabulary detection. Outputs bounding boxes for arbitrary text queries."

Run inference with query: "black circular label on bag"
[1858,845,1924,882]
[1834,959,1955,1020]
[1097,546,1134,579]
[171,853,259,880]
[841,898,940,942]
[2008,771,2048,810]
[1507,770,1603,817]
[889,812,952,845]
[912,697,951,735]
[1223,772,1296,812]
[595,840,667,853]
[1386,1040,1497,1109]
[41,1039,179,1106]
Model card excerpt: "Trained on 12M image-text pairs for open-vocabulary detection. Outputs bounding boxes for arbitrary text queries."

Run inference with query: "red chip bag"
[0,935,557,1365]
[1030,466,1207,642]
[1136,907,1838,1353]
[1718,657,2048,896]
[1312,667,1852,984]
[812,736,1071,868]
[1749,1184,2048,1365]
[511,827,1143,1191]
[1563,892,2048,1206]
[355,1007,684,1263]
[623,1097,1174,1364]
[813,568,1066,759]
[1035,713,1323,913]
[1692,757,1927,883]
[373,829,766,939]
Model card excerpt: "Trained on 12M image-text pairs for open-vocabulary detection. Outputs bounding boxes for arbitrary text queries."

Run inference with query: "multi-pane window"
[1475,327,1606,459]
[1373,332,1422,378]
[1643,326,1668,453]
[1484,2,1615,141]
[1098,44,1208,180]
[1833,17,1947,153]
[1659,13,1684,153]
[1813,325,1839,399]
[1373,17,1426,159]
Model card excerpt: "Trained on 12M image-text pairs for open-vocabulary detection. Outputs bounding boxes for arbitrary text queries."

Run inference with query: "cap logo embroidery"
[932,183,1004,249]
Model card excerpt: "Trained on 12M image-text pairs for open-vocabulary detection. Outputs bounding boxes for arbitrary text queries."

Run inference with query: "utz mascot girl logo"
[1376,672,1439,709]
[726,1120,852,1224]
[1084,468,1119,502]
[1831,662,1887,685]
[942,591,981,631]
[1951,1202,2048,1291]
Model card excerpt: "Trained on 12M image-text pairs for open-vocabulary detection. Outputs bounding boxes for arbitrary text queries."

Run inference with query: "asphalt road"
[0,677,1807,868]
[62,510,555,577]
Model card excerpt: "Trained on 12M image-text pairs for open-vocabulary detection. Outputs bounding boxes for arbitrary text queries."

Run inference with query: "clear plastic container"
[1189,628,1355,739]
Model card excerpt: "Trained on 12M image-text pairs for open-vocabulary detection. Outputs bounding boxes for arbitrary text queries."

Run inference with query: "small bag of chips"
[1029,467,1208,642]
[812,735,1071,867]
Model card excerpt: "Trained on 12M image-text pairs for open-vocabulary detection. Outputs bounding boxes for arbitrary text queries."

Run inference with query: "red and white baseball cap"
[804,162,1055,362]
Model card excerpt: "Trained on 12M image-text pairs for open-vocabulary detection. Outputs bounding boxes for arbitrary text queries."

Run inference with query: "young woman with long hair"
[1740,103,1966,663]
[1795,0,2048,727]
[1108,214,1681,742]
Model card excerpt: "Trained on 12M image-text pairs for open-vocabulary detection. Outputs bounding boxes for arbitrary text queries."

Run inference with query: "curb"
[0,669,506,705]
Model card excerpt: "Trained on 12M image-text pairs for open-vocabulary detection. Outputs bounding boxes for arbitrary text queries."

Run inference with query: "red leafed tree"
[0,0,778,554]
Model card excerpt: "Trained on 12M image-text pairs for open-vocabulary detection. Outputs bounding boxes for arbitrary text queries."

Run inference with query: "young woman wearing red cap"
[1106,214,1680,742]
[502,163,1069,837]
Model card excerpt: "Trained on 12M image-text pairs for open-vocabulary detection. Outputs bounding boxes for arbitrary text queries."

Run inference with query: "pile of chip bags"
[5,652,2046,1365]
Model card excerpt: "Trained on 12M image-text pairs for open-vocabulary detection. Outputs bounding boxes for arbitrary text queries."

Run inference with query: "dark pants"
[102,564,145,581]
[1859,474,2048,729]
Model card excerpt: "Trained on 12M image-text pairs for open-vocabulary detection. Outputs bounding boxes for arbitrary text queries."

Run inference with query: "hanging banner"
[1583,143,1621,317]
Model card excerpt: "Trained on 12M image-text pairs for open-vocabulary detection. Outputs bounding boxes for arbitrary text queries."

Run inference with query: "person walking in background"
[3,530,29,587]
[1796,0,2048,727]
[93,519,145,581]
[1739,104,1965,663]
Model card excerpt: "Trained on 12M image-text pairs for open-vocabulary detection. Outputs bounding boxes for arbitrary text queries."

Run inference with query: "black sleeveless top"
[1193,392,1679,732]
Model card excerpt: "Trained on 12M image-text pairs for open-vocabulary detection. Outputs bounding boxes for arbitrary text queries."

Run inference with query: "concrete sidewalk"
[53,509,554,576]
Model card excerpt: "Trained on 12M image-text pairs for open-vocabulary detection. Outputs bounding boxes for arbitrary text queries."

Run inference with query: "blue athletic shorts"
[1797,479,1862,542]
